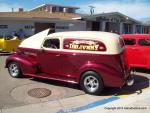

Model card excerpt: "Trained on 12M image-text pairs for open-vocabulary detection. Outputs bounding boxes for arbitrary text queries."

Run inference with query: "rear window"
[138,39,150,46]
[63,39,106,51]
[124,39,136,45]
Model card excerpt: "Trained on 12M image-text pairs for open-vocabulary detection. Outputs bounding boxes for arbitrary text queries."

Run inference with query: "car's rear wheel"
[8,62,22,78]
[80,71,104,95]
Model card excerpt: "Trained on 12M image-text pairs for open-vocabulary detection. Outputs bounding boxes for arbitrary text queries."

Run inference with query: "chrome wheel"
[84,76,99,93]
[8,62,20,77]
[81,71,103,95]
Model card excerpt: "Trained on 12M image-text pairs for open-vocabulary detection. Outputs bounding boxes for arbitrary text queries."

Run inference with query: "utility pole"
[12,8,14,12]
[89,6,95,15]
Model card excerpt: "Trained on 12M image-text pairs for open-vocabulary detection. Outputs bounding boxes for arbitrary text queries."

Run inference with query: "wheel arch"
[6,60,19,68]
[79,69,104,86]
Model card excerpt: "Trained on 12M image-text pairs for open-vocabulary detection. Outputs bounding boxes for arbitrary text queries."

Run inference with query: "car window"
[43,39,60,49]
[124,39,136,45]
[138,39,150,46]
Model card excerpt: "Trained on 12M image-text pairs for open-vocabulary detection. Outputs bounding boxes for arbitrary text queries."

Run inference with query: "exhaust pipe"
[127,69,135,86]
[127,77,134,86]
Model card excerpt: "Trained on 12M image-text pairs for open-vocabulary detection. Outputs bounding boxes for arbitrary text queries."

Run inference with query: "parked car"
[0,36,22,52]
[122,34,150,71]
[5,29,134,95]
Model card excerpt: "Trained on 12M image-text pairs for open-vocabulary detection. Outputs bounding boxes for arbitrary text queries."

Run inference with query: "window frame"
[59,7,64,12]
[138,39,150,46]
[0,25,8,29]
[123,38,136,46]
[42,37,61,51]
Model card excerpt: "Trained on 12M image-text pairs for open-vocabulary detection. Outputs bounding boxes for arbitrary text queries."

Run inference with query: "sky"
[0,0,150,20]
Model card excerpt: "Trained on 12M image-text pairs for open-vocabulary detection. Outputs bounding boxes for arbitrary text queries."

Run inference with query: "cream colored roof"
[19,29,123,54]
[19,29,50,49]
[0,11,81,20]
[48,31,119,39]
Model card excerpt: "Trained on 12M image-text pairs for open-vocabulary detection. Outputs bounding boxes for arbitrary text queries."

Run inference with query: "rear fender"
[79,62,108,81]
[0,39,4,51]
[79,62,124,87]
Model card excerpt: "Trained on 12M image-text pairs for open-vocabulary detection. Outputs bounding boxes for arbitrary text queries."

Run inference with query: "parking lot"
[0,55,150,113]
[0,55,86,108]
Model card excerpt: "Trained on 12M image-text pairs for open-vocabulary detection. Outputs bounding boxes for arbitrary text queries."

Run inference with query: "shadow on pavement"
[134,67,150,74]
[29,74,149,96]
[101,75,149,96]
[30,77,81,90]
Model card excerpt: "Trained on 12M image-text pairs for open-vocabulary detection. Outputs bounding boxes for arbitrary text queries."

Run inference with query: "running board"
[26,73,78,84]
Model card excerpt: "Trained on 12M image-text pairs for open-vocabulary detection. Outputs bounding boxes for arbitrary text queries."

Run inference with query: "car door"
[37,38,62,76]
[137,38,150,67]
[124,37,148,67]
[123,38,138,66]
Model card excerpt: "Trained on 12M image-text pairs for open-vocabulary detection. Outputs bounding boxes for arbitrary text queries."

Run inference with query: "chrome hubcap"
[84,76,99,92]
[9,63,19,77]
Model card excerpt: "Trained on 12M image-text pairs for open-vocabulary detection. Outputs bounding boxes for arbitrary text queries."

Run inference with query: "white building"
[0,4,149,37]
[0,4,86,37]
[78,12,149,34]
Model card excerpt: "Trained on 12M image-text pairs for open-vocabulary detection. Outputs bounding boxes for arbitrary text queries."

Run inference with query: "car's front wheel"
[80,71,104,95]
[8,62,22,78]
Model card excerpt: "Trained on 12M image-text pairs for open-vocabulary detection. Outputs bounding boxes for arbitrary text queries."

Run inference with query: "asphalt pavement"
[0,55,150,113]
[0,56,85,109]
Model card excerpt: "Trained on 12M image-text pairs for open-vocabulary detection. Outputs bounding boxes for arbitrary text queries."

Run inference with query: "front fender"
[6,54,38,75]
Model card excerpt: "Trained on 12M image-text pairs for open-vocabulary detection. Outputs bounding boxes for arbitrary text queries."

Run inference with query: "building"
[142,20,150,34]
[0,4,86,37]
[0,4,149,37]
[78,12,148,34]
[142,25,150,34]
[30,4,79,13]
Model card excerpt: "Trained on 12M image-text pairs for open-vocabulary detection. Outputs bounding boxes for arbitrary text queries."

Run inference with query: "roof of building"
[0,11,81,21]
[143,21,150,26]
[30,4,79,11]
[81,12,141,24]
